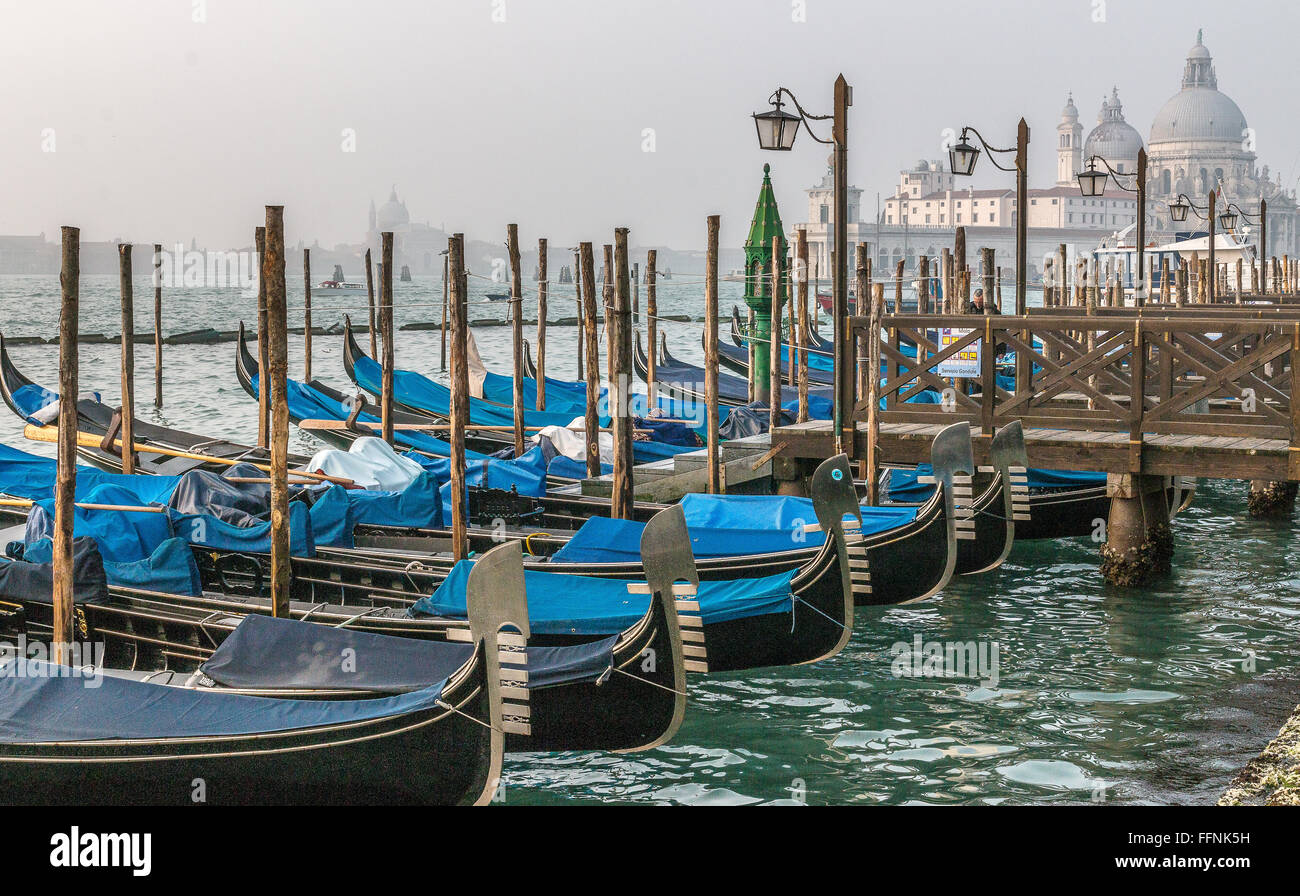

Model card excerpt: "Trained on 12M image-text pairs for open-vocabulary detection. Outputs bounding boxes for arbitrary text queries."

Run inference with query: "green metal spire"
[741,163,788,406]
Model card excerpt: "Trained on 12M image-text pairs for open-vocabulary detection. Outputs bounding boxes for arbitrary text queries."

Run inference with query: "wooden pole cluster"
[153,243,163,408]
[918,254,930,314]
[255,226,269,449]
[855,246,870,409]
[303,248,312,381]
[579,243,601,479]
[536,237,548,412]
[448,234,469,561]
[611,229,634,519]
[263,206,290,619]
[865,281,883,505]
[118,244,135,476]
[646,249,658,404]
[705,215,721,494]
[380,232,395,445]
[52,226,79,664]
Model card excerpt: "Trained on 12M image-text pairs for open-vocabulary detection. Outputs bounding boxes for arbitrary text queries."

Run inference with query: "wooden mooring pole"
[118,244,135,476]
[52,226,79,664]
[536,237,548,412]
[705,215,721,494]
[796,228,809,423]
[770,235,783,432]
[365,248,378,360]
[152,243,163,407]
[865,282,883,505]
[263,206,290,618]
[303,248,312,381]
[448,234,469,561]
[572,247,584,381]
[440,251,449,371]
[579,243,601,479]
[507,224,525,457]
[611,228,634,519]
[646,249,658,405]
[255,226,269,449]
[380,231,395,445]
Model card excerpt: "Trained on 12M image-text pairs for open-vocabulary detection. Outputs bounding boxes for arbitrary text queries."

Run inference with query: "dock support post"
[536,237,548,411]
[152,243,163,407]
[303,248,312,381]
[53,226,79,664]
[440,251,449,371]
[264,206,290,618]
[1100,474,1172,586]
[255,226,269,449]
[611,228,634,520]
[1247,480,1298,518]
[705,216,721,494]
[118,244,135,475]
[579,243,601,480]
[448,234,469,561]
[865,282,883,505]
[380,232,395,445]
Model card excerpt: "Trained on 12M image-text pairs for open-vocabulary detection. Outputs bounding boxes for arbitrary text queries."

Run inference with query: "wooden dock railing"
[850,313,1300,477]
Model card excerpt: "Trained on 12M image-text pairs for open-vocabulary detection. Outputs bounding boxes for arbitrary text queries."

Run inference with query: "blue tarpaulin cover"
[0,443,178,504]
[25,483,173,563]
[201,613,617,692]
[24,535,202,596]
[0,536,109,606]
[886,464,1107,502]
[412,561,797,635]
[549,494,919,565]
[168,501,315,556]
[8,386,99,424]
[0,660,450,743]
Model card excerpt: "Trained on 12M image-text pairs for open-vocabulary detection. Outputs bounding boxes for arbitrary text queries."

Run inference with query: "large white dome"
[1149,32,1248,147]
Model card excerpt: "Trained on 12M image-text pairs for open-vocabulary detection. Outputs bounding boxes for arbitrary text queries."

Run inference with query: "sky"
[3,0,1298,253]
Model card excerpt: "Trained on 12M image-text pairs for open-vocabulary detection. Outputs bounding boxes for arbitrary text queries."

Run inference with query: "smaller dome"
[1061,93,1079,119]
[376,186,410,231]
[915,159,930,171]
[1084,88,1143,167]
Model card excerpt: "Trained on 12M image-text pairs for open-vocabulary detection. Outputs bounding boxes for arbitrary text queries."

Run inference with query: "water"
[2,274,1296,805]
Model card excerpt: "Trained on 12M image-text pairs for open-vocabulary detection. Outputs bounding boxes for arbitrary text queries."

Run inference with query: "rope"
[613,665,689,697]
[435,698,504,734]
[792,594,848,631]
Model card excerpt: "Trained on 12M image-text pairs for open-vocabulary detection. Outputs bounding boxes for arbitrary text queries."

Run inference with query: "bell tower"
[1057,93,1082,186]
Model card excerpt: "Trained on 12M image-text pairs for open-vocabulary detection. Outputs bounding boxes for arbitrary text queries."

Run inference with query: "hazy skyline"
[4,0,1298,253]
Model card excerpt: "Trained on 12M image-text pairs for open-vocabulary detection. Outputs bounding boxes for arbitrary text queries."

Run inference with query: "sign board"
[936,327,980,378]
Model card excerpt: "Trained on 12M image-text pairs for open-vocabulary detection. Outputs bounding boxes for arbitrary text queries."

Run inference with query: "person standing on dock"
[967,287,999,315]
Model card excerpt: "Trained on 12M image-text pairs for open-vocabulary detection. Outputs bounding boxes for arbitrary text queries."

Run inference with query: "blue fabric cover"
[24,536,202,596]
[8,385,100,424]
[0,660,449,743]
[168,501,315,557]
[412,561,797,635]
[25,484,173,563]
[549,494,919,564]
[0,443,178,504]
[886,464,1107,502]
[200,613,617,692]
[546,455,611,480]
[0,536,109,606]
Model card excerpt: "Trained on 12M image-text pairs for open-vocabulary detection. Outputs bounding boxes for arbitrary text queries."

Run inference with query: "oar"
[0,497,166,514]
[297,419,665,435]
[22,424,358,489]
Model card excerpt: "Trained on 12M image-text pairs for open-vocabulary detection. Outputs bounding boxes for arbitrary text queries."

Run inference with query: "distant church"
[364,187,448,274]
[820,31,1297,280]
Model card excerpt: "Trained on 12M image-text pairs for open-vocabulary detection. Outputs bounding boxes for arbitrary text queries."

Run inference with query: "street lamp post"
[754,74,853,455]
[1168,191,1217,301]
[1077,148,1147,306]
[1218,200,1268,278]
[950,119,1030,391]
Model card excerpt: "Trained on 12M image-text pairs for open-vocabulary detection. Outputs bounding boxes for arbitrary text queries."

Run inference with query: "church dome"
[1061,94,1079,120]
[1084,88,1143,167]
[376,187,410,231]
[1149,31,1248,146]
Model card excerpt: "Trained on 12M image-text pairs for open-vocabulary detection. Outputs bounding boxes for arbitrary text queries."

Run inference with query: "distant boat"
[722,268,747,282]
[318,280,365,290]
[485,292,510,302]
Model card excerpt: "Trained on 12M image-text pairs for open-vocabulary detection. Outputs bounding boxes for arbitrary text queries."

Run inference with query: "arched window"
[1161,169,1171,194]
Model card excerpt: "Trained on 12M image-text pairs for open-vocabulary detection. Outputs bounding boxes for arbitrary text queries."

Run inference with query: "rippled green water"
[2,274,1296,805]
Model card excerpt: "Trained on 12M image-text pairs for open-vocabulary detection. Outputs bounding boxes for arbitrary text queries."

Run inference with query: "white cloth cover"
[531,417,613,464]
[305,436,426,491]
[466,328,486,399]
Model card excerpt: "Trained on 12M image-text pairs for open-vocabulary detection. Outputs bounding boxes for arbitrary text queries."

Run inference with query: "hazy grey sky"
[4,0,1297,252]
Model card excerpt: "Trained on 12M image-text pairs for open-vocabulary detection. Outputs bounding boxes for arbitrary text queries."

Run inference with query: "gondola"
[0,542,534,806]
[0,332,310,477]
[634,329,831,408]
[0,511,699,755]
[721,306,835,386]
[730,306,834,355]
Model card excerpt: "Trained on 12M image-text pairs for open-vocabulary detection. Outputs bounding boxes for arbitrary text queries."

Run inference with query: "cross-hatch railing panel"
[849,314,1300,448]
